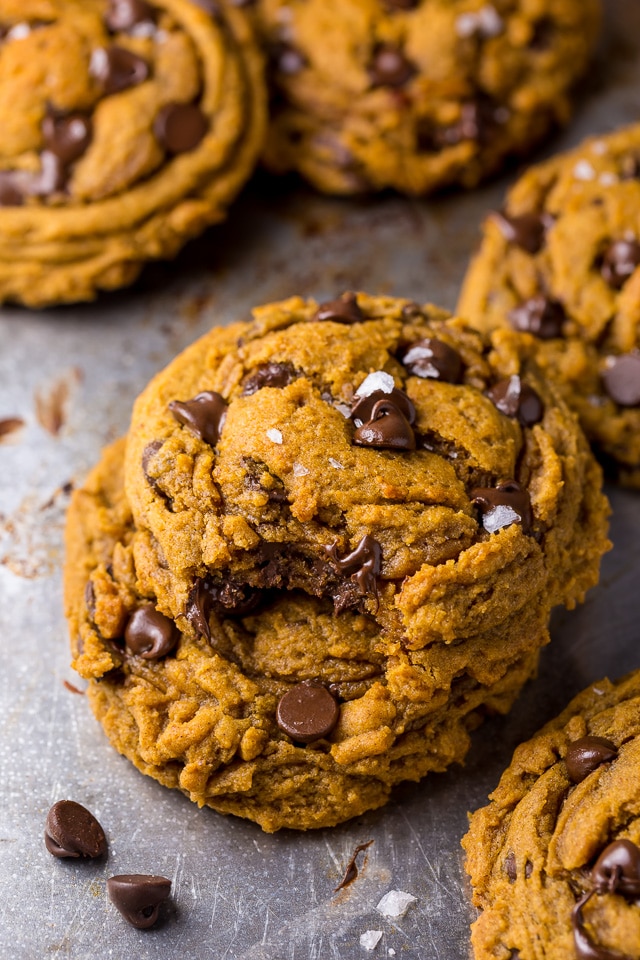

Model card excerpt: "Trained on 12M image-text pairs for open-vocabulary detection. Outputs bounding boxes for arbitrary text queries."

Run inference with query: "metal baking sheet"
[1,2,639,956]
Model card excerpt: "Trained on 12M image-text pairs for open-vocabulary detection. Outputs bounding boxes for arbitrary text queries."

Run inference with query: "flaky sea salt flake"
[360,930,383,951]
[376,890,417,919]
[329,458,344,470]
[573,160,596,181]
[293,461,309,477]
[266,428,283,445]
[355,371,394,398]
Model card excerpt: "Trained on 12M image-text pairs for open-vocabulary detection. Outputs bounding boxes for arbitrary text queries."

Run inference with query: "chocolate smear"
[509,296,565,339]
[602,352,640,406]
[169,390,227,445]
[492,211,552,255]
[565,735,617,784]
[91,45,150,95]
[487,375,543,426]
[45,800,107,859]
[276,681,340,743]
[106,0,157,32]
[471,480,533,535]
[154,102,207,155]
[241,362,296,396]
[107,874,171,929]
[334,840,374,892]
[324,535,382,601]
[399,338,463,383]
[369,44,415,87]
[601,239,640,289]
[353,397,416,450]
[124,606,178,659]
[42,112,92,165]
[314,292,363,324]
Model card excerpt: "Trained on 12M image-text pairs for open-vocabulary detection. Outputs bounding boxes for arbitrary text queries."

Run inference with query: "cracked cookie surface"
[64,294,609,831]
[0,0,266,306]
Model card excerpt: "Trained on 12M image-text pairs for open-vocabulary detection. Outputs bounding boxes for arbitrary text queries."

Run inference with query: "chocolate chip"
[382,0,419,8]
[525,861,533,879]
[276,681,340,743]
[124,606,178,659]
[591,840,640,897]
[509,297,565,339]
[351,387,416,426]
[492,211,552,255]
[621,155,640,181]
[42,112,93,166]
[107,874,171,929]
[601,239,640,289]
[399,338,463,383]
[27,151,66,197]
[91,45,150,95]
[241,362,296,396]
[565,735,618,784]
[272,43,306,75]
[420,96,505,151]
[84,580,96,619]
[105,0,157,31]
[486,376,543,427]
[44,800,107,859]
[185,577,261,640]
[185,578,213,640]
[169,390,227,445]
[602,352,640,406]
[471,480,533,535]
[154,102,207,155]
[530,17,554,51]
[353,398,416,451]
[324,535,382,600]
[314,292,364,324]
[504,851,517,881]
[0,171,24,206]
[142,440,163,481]
[369,44,415,87]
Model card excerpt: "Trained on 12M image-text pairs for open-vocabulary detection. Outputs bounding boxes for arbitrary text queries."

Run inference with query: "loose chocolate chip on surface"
[487,376,543,426]
[591,839,640,896]
[42,113,93,166]
[369,44,415,87]
[45,800,107,859]
[106,0,157,31]
[351,386,416,426]
[0,171,24,206]
[602,352,640,406]
[124,606,178,659]
[471,480,533,534]
[399,338,463,383]
[314,292,364,324]
[509,296,565,339]
[91,45,150,95]
[154,102,208,154]
[601,239,640,289]
[324,534,382,599]
[353,398,416,450]
[241,362,296,396]
[565,735,618,784]
[169,390,227,445]
[276,681,340,743]
[492,211,551,255]
[107,874,171,929]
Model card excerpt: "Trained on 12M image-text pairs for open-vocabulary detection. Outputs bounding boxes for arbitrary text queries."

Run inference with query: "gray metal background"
[1,2,639,956]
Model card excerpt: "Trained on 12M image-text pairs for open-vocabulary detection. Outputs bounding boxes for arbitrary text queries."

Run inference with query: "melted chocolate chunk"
[334,840,374,892]
[571,892,618,960]
[276,681,340,743]
[314,292,364,324]
[353,398,416,450]
[272,42,306,75]
[106,0,157,31]
[42,112,93,166]
[124,606,178,659]
[399,338,463,383]
[107,875,171,929]
[504,850,517,881]
[142,440,163,482]
[185,577,261,639]
[486,376,543,427]
[471,480,533,535]
[525,861,533,879]
[169,390,227,445]
[154,102,207,154]
[492,211,552,255]
[369,44,415,87]
[0,172,23,206]
[324,535,382,603]
[241,362,296,396]
[351,386,416,426]
[592,839,640,897]
[602,352,640,406]
[509,296,565,339]
[91,45,150,95]
[601,239,640,289]
[84,580,96,619]
[45,800,107,859]
[565,735,617,784]
[27,151,66,197]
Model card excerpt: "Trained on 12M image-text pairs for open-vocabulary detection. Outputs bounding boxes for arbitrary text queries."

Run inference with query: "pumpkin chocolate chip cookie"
[252,0,600,196]
[459,124,640,488]
[463,670,640,960]
[0,0,266,306]
[64,294,610,831]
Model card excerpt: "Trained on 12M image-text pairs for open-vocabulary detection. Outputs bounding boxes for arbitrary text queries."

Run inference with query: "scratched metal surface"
[1,2,640,957]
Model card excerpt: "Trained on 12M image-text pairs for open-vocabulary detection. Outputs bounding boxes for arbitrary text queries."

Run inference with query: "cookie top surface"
[0,0,266,304]
[463,671,640,960]
[123,293,609,648]
[458,124,640,486]
[254,0,600,194]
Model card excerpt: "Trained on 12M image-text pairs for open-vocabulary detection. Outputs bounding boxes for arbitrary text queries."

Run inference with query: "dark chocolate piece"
[124,606,178,659]
[492,211,552,255]
[421,95,505,151]
[591,839,640,897]
[105,0,157,31]
[276,681,340,743]
[154,102,208,154]
[602,352,640,406]
[169,390,227,445]
[399,338,463,384]
[334,840,374,892]
[42,113,93,166]
[352,398,416,451]
[369,44,415,87]
[565,735,617,784]
[314,291,364,324]
[471,480,532,535]
[27,151,66,197]
[509,296,565,339]
[0,171,24,206]
[383,0,418,8]
[142,440,163,481]
[486,376,543,427]
[351,386,416,426]
[241,362,296,396]
[324,535,382,600]
[601,239,640,289]
[107,874,171,929]
[504,851,517,881]
[185,577,261,640]
[84,580,96,618]
[273,43,306,75]
[44,800,107,859]
[91,45,150,95]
